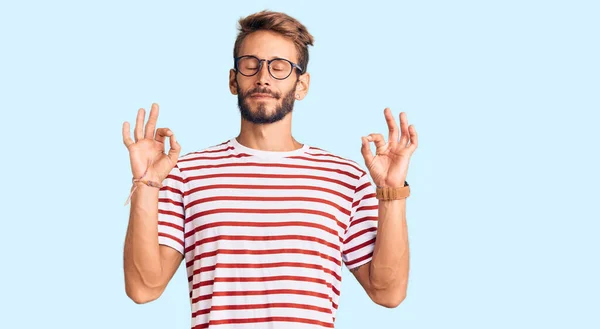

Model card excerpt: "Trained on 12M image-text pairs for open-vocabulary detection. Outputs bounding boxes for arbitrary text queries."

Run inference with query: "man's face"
[229,30,308,124]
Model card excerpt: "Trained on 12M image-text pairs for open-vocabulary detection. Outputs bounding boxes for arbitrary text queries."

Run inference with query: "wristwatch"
[375,181,410,200]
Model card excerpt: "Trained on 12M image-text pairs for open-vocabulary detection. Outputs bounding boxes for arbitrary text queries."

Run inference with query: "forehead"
[238,30,298,62]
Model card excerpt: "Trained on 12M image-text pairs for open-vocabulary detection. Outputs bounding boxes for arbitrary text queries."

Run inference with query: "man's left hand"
[360,108,418,188]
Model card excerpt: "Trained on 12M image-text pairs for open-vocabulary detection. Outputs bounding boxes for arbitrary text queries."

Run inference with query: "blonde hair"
[234,10,315,73]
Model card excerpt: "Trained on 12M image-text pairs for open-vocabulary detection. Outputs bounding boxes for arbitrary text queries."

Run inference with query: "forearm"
[369,198,409,298]
[123,182,164,295]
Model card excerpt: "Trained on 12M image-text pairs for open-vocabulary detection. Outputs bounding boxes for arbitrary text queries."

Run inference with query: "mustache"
[246,87,281,98]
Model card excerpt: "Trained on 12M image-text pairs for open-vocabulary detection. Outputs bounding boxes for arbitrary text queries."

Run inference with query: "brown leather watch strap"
[375,181,410,200]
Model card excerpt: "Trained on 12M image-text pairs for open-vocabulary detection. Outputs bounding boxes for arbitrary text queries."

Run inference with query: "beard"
[237,83,296,124]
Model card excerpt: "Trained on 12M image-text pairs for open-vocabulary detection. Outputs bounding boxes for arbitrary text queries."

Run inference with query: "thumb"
[167,131,181,166]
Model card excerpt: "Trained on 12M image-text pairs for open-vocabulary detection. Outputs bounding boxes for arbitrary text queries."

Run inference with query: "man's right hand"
[122,103,181,182]
[122,103,184,304]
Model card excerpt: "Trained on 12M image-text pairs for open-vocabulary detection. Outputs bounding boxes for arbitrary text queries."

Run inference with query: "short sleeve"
[157,164,186,255]
[342,172,379,270]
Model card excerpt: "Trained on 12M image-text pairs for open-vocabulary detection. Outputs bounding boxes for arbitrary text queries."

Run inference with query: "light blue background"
[1,0,598,328]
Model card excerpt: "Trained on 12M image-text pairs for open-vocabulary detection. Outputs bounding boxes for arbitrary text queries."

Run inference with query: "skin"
[122,29,418,309]
[228,30,310,152]
[122,104,183,304]
[355,109,418,308]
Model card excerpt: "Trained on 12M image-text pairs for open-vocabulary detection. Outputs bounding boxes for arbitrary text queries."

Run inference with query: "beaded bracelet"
[124,159,162,206]
[132,178,163,188]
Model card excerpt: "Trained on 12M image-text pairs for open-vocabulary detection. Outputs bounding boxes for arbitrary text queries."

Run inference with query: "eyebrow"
[241,54,293,61]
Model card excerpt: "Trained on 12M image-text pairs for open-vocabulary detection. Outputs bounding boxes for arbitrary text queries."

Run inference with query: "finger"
[134,108,145,142]
[407,125,418,152]
[384,108,399,145]
[399,112,410,147]
[367,133,387,152]
[167,132,181,166]
[144,103,159,139]
[122,121,134,148]
[360,136,374,164]
[155,127,171,145]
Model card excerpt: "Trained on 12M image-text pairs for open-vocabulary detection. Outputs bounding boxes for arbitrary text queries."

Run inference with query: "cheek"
[235,79,253,94]
[277,82,295,95]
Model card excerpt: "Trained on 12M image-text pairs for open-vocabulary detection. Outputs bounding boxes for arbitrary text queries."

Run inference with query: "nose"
[255,60,271,86]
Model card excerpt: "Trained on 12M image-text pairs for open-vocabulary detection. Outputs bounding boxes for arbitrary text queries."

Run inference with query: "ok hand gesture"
[122,103,181,183]
[360,108,418,188]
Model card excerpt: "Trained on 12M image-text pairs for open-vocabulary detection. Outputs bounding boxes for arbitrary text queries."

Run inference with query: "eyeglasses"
[234,55,303,80]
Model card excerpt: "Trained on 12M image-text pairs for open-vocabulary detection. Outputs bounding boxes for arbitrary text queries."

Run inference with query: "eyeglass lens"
[238,57,292,79]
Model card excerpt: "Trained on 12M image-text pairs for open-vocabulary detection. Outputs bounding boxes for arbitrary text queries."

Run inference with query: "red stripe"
[164,172,184,183]
[183,220,342,241]
[184,234,340,254]
[159,185,182,195]
[179,153,252,163]
[182,207,340,224]
[344,227,377,244]
[191,288,330,304]
[216,289,329,298]
[191,293,213,303]
[158,197,183,208]
[185,172,354,190]
[352,192,376,208]
[189,264,216,277]
[184,184,353,203]
[183,207,346,229]
[191,302,332,318]
[185,248,341,268]
[158,209,185,220]
[191,279,214,290]
[349,216,378,229]
[214,275,328,284]
[190,275,339,296]
[191,308,211,317]
[331,286,340,297]
[193,316,334,329]
[185,195,350,216]
[344,237,376,255]
[357,205,378,212]
[354,180,371,194]
[345,251,373,267]
[188,262,342,282]
[158,232,183,248]
[181,161,359,179]
[157,220,183,231]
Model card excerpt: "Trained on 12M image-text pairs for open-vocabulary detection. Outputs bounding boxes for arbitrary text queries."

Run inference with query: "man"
[122,10,418,329]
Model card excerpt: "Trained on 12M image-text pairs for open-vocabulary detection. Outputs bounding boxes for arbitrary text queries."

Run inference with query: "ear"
[295,72,310,100]
[229,69,238,95]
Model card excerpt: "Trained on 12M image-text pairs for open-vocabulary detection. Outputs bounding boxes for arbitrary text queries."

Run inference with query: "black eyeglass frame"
[234,55,303,80]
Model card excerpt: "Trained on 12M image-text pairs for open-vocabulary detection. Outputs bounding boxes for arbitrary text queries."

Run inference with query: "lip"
[250,93,275,98]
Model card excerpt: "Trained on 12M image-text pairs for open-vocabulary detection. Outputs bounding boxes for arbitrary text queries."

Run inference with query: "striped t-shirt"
[157,137,379,329]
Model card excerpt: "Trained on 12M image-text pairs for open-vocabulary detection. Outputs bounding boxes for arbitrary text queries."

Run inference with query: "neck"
[237,115,302,152]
